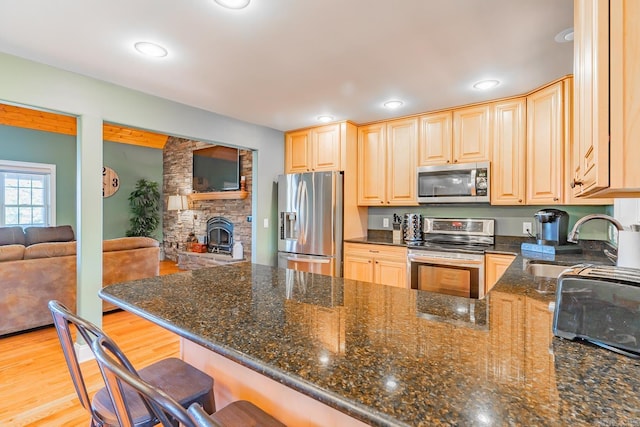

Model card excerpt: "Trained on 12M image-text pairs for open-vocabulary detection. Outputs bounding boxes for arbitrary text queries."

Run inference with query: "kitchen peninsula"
[100,260,640,426]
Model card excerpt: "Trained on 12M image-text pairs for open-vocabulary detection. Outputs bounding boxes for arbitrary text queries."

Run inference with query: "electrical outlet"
[263,218,269,228]
[383,218,390,228]
[523,222,532,235]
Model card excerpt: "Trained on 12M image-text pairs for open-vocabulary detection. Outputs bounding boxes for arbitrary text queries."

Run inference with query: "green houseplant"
[126,178,160,237]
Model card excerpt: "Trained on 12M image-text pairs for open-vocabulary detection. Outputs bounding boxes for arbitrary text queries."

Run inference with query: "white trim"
[74,341,94,363]
[0,159,56,226]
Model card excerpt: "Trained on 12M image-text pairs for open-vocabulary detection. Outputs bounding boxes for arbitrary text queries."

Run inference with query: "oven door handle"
[408,254,484,265]
[287,256,330,264]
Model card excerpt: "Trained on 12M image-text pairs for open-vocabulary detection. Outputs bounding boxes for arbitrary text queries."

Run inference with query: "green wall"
[0,124,76,228]
[103,141,164,240]
[0,125,164,239]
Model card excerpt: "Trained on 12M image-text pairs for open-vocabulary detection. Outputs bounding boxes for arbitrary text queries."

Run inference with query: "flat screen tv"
[192,145,240,192]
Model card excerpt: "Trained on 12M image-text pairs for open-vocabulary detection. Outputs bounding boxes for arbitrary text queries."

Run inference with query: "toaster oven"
[554,264,640,358]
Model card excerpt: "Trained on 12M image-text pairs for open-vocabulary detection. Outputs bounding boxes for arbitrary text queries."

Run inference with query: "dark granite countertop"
[100,254,640,426]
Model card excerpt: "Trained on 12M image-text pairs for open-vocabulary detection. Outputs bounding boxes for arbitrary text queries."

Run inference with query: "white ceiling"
[0,0,574,132]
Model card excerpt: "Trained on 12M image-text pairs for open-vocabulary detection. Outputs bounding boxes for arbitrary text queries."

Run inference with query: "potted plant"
[126,178,160,238]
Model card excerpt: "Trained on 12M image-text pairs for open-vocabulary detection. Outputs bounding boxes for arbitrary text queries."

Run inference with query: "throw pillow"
[24,225,75,246]
[0,226,26,246]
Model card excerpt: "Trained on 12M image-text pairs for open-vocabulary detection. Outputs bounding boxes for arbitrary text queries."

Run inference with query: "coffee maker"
[533,208,570,246]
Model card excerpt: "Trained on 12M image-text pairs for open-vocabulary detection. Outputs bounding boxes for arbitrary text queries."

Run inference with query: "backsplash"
[368,205,614,240]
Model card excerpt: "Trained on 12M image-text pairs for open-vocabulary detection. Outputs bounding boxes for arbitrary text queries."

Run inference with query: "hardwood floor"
[0,260,185,426]
[160,259,184,275]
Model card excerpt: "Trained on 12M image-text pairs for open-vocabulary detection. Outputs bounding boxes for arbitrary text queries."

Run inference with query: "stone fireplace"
[163,136,253,262]
[207,216,233,253]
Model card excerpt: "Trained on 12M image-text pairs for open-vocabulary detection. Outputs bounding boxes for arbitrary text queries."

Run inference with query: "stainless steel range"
[408,218,495,299]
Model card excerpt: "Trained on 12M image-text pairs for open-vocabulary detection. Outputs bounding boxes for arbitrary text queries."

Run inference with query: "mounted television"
[192,145,240,192]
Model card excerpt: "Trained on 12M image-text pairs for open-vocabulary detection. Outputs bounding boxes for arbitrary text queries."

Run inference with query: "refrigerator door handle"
[296,178,304,244]
[302,180,309,245]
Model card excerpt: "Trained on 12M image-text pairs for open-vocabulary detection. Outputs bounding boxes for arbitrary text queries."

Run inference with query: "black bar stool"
[48,300,215,427]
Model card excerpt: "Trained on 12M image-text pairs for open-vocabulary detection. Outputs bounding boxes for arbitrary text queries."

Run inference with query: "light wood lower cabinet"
[343,243,408,288]
[484,253,516,294]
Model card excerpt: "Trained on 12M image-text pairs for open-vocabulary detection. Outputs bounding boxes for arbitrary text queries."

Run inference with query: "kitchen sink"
[524,262,574,279]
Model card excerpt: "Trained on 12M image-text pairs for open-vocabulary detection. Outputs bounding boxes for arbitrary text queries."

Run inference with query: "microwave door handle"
[470,168,477,196]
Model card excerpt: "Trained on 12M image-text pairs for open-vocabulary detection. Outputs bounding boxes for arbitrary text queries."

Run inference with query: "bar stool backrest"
[91,336,205,427]
[47,300,155,426]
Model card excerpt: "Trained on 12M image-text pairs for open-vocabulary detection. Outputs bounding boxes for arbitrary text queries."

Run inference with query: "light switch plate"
[383,218,390,228]
[263,218,269,228]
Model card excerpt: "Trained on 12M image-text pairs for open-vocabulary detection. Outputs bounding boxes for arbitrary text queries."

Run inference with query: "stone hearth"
[177,251,246,270]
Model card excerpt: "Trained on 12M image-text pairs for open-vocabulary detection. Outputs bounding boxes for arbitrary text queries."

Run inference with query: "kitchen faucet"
[567,214,624,263]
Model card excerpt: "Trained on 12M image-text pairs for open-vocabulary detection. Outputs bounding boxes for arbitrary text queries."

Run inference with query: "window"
[0,160,56,227]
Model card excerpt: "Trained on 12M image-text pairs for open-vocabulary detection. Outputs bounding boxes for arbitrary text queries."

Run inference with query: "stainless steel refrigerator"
[277,171,343,277]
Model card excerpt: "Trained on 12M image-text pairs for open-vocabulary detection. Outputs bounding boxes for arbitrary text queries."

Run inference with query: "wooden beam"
[0,103,168,149]
[103,124,168,149]
[0,103,76,135]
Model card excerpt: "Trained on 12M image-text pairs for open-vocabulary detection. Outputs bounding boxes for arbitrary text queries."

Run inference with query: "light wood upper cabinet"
[572,0,610,195]
[490,99,526,205]
[453,104,491,163]
[485,253,516,294]
[312,124,342,171]
[386,118,418,205]
[343,243,408,288]
[418,111,452,166]
[357,123,386,205]
[285,129,311,173]
[357,118,418,206]
[285,123,341,173]
[489,78,609,206]
[573,0,640,198]
[526,81,564,205]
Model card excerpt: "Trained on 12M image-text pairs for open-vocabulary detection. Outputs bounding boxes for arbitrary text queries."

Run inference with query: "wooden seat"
[48,300,215,427]
[92,335,286,427]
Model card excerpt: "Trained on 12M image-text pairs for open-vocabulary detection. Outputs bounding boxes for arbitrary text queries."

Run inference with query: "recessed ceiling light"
[134,42,168,57]
[555,28,574,43]
[383,100,404,109]
[214,0,251,9]
[473,80,500,90]
[317,115,334,123]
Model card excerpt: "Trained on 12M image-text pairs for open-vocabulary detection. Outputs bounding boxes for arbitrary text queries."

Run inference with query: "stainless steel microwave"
[417,162,490,203]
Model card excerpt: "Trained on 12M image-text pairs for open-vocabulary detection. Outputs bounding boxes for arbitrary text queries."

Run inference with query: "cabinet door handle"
[518,199,522,203]
[570,179,583,189]
[369,250,379,253]
[553,197,559,201]
[375,261,379,264]
[446,160,450,164]
[453,159,458,163]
